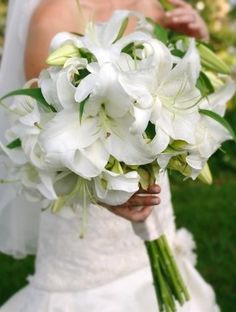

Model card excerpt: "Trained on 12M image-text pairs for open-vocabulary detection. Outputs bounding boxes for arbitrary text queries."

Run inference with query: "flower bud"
[46,44,80,66]
[170,140,187,150]
[197,43,230,75]
[111,160,124,174]
[197,163,213,185]
[138,167,151,190]
[168,156,192,177]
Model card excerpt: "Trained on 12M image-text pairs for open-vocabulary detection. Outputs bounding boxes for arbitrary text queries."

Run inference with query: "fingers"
[128,194,161,207]
[166,7,196,20]
[163,4,209,40]
[165,7,197,25]
[148,184,161,193]
[101,184,162,222]
[168,0,191,9]
[100,183,162,222]
[137,184,161,194]
[111,205,155,223]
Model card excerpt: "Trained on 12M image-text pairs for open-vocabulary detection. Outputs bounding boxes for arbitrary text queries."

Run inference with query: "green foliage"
[0,88,57,112]
[6,138,22,149]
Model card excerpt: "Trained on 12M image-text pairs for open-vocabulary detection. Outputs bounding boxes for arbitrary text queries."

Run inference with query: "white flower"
[93,170,139,205]
[120,39,202,153]
[82,10,151,65]
[75,62,132,119]
[39,58,88,111]
[185,78,236,176]
[38,107,109,178]
[8,96,51,170]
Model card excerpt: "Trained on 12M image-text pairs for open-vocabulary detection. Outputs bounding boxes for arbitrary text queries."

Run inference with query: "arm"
[162,0,209,40]
[24,0,81,80]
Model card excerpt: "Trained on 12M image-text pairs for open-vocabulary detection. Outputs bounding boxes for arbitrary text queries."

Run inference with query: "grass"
[170,170,236,311]
[0,255,35,305]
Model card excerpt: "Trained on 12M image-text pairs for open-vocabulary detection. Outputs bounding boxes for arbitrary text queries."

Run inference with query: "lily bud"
[138,167,151,190]
[168,156,192,177]
[197,163,213,185]
[46,44,80,66]
[197,43,230,75]
[170,140,187,150]
[111,159,124,175]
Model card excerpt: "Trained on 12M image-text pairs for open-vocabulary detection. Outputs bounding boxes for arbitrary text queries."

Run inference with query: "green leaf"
[79,96,89,122]
[78,48,94,63]
[0,88,57,112]
[199,109,236,142]
[196,72,215,96]
[145,121,156,139]
[153,24,168,44]
[6,138,22,149]
[74,68,90,86]
[171,48,185,58]
[121,42,135,55]
[113,18,129,42]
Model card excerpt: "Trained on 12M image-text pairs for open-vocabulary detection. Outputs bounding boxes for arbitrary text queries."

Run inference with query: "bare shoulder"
[24,0,80,80]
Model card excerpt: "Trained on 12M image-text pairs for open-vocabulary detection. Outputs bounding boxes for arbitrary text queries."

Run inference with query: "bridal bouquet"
[0,9,235,312]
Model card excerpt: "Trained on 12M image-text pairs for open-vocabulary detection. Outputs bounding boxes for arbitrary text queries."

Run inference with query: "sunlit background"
[0,1,235,311]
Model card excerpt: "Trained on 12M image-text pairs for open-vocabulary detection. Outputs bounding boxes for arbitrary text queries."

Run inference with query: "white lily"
[7,96,52,170]
[185,78,236,176]
[103,112,156,165]
[75,62,132,119]
[151,40,201,145]
[120,39,202,153]
[49,32,84,53]
[82,10,152,65]
[93,169,139,205]
[39,58,88,111]
[0,141,26,165]
[38,107,110,178]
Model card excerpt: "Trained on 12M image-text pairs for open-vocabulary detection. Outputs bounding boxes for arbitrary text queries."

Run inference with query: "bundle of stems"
[145,235,190,312]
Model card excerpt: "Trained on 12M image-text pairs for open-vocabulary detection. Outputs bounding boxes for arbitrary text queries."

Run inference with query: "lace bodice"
[29,175,176,291]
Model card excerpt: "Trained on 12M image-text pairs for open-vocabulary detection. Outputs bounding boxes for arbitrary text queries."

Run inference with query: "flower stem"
[155,237,184,305]
[161,235,190,301]
[145,235,190,312]
[145,240,177,312]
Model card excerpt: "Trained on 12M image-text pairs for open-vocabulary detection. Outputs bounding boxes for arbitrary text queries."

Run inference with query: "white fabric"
[132,208,164,241]
[0,1,220,311]
[0,175,219,311]
[132,171,167,241]
[0,0,42,258]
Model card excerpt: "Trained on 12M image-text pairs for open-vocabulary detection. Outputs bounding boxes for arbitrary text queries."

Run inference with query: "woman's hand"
[100,184,161,223]
[162,0,209,41]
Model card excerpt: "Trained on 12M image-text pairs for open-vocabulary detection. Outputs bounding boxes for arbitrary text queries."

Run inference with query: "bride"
[0,0,219,311]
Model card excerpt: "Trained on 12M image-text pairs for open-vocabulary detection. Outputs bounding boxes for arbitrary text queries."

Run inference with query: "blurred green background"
[0,0,236,311]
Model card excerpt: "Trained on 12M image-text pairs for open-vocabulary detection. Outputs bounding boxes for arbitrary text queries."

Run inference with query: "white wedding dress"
[0,176,219,312]
[0,1,220,311]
